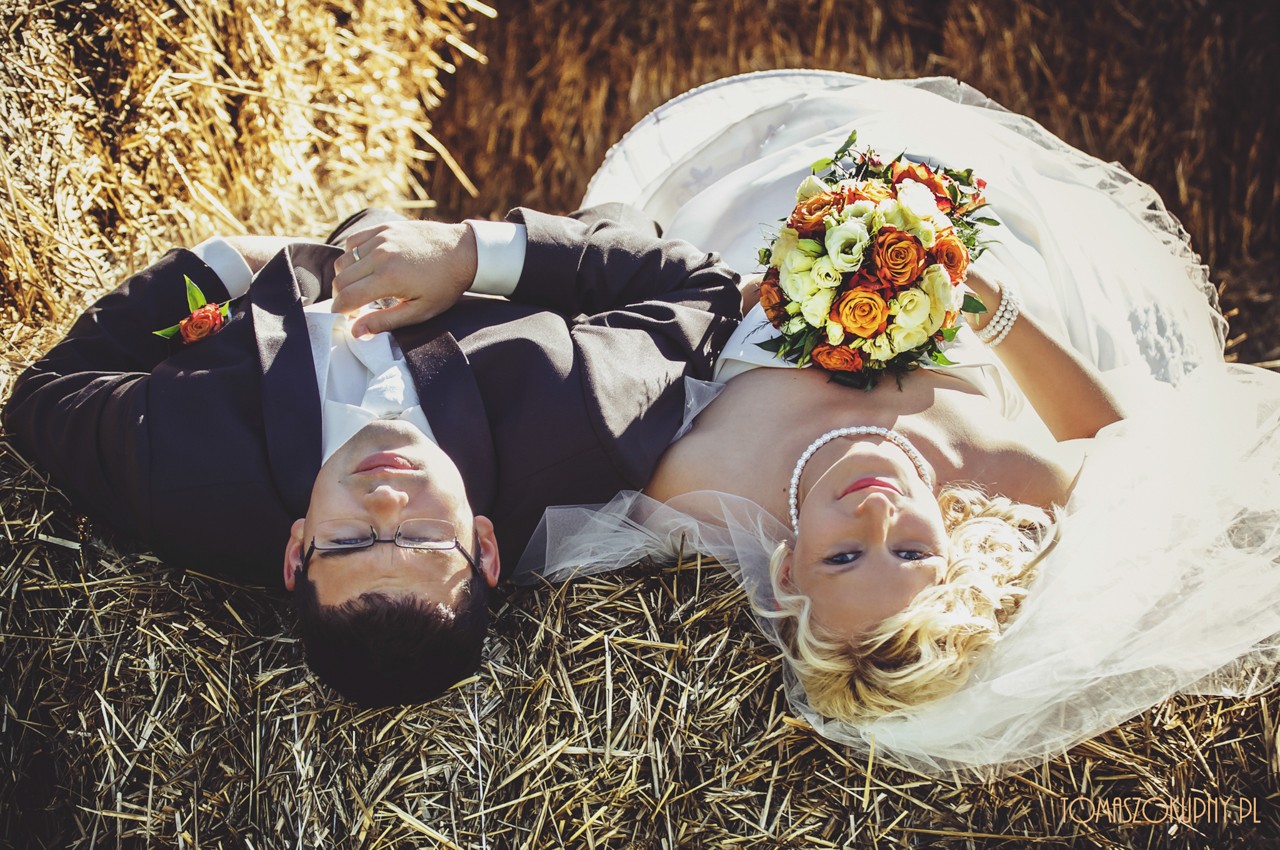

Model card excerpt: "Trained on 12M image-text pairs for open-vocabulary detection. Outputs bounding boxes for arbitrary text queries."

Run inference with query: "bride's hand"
[961,268,1003,333]
[739,274,764,315]
[330,221,478,336]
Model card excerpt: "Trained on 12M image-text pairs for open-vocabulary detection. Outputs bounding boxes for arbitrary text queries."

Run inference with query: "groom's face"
[282,420,499,606]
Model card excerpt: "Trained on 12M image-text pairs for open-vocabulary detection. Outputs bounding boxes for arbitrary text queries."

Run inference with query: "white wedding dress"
[515,72,1280,780]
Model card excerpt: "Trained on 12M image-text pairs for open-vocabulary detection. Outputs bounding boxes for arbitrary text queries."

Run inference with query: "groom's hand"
[331,220,478,336]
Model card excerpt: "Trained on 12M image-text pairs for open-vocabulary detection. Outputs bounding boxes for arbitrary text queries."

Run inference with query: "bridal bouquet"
[757,131,994,388]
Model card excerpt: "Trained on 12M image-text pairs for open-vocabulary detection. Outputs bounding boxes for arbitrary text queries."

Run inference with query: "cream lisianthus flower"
[909,219,937,249]
[795,238,824,257]
[864,333,897,362]
[920,264,956,334]
[769,227,800,268]
[811,255,843,288]
[800,287,837,329]
[888,322,929,353]
[782,315,808,335]
[826,320,846,346]
[824,219,872,273]
[779,250,817,302]
[890,287,932,330]
[841,199,877,227]
[795,174,828,202]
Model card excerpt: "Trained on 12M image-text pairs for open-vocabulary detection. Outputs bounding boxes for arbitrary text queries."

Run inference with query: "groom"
[4,205,740,706]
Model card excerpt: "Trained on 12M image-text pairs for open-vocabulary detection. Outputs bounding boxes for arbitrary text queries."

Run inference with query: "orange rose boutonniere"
[154,276,231,344]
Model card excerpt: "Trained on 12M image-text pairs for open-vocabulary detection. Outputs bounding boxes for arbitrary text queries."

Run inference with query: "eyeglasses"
[301,518,480,576]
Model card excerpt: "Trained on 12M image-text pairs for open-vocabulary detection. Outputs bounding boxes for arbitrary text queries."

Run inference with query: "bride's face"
[783,442,948,640]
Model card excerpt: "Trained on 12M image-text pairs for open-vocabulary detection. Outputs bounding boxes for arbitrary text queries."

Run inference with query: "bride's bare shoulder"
[958,438,1085,509]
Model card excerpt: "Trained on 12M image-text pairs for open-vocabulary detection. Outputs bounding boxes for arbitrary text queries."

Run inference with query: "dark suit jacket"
[4,206,739,585]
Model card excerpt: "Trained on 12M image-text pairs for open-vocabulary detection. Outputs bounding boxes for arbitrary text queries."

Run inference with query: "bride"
[516,72,1280,779]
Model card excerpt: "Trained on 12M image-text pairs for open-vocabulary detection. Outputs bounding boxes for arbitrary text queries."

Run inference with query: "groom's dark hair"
[293,562,490,707]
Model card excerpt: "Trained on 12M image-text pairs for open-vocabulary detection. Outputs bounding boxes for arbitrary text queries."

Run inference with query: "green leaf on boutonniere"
[961,294,987,314]
[185,275,210,313]
[152,323,182,339]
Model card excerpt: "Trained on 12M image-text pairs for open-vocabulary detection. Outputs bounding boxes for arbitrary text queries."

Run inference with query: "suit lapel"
[394,320,498,513]
[248,244,338,516]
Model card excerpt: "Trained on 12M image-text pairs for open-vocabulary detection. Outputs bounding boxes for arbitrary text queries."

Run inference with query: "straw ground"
[2,0,1278,848]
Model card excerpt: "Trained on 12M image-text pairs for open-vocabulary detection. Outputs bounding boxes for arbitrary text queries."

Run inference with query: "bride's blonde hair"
[761,486,1054,723]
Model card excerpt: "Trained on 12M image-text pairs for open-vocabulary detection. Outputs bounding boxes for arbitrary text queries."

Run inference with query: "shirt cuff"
[467,219,526,297]
[190,237,254,299]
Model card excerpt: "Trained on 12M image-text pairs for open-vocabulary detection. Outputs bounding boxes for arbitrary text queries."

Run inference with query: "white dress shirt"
[188,220,529,461]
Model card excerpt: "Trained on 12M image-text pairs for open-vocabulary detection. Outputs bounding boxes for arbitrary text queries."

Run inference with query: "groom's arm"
[3,249,235,539]
[324,205,742,333]
[508,206,741,319]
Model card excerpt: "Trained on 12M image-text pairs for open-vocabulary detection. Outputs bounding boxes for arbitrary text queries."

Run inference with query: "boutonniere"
[154,276,232,344]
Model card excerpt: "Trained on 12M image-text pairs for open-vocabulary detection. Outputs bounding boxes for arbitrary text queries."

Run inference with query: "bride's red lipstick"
[355,452,415,473]
[839,478,902,498]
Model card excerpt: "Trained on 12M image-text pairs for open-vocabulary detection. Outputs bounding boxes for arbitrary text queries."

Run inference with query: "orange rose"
[891,161,954,211]
[179,303,225,344]
[787,191,842,237]
[758,272,789,327]
[842,179,893,204]
[830,288,889,338]
[872,227,927,288]
[811,343,863,372]
[930,230,970,282]
[847,268,887,294]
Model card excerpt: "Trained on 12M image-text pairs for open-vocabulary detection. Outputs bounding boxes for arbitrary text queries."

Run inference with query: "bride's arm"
[965,269,1126,441]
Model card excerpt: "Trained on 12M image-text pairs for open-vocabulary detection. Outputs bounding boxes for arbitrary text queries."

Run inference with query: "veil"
[514,72,1280,780]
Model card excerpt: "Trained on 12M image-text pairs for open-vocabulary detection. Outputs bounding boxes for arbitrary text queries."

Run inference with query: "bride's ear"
[772,542,797,591]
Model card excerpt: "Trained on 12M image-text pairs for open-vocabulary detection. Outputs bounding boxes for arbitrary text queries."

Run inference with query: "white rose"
[890,287,932,330]
[897,179,943,223]
[888,322,929,354]
[811,255,843,289]
[769,227,800,268]
[826,321,845,346]
[824,219,871,273]
[876,198,916,232]
[800,287,837,329]
[865,334,897,362]
[782,315,808,335]
[795,174,828,202]
[920,264,956,334]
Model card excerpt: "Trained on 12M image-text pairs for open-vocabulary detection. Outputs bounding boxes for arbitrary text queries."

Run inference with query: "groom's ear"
[282,518,307,591]
[473,516,501,588]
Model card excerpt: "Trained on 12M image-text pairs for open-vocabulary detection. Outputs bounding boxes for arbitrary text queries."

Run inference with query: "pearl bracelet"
[976,282,1020,347]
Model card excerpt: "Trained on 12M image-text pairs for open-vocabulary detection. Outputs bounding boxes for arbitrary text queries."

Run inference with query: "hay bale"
[0,0,488,337]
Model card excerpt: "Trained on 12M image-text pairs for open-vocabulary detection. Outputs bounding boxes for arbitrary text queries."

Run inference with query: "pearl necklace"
[788,426,934,532]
